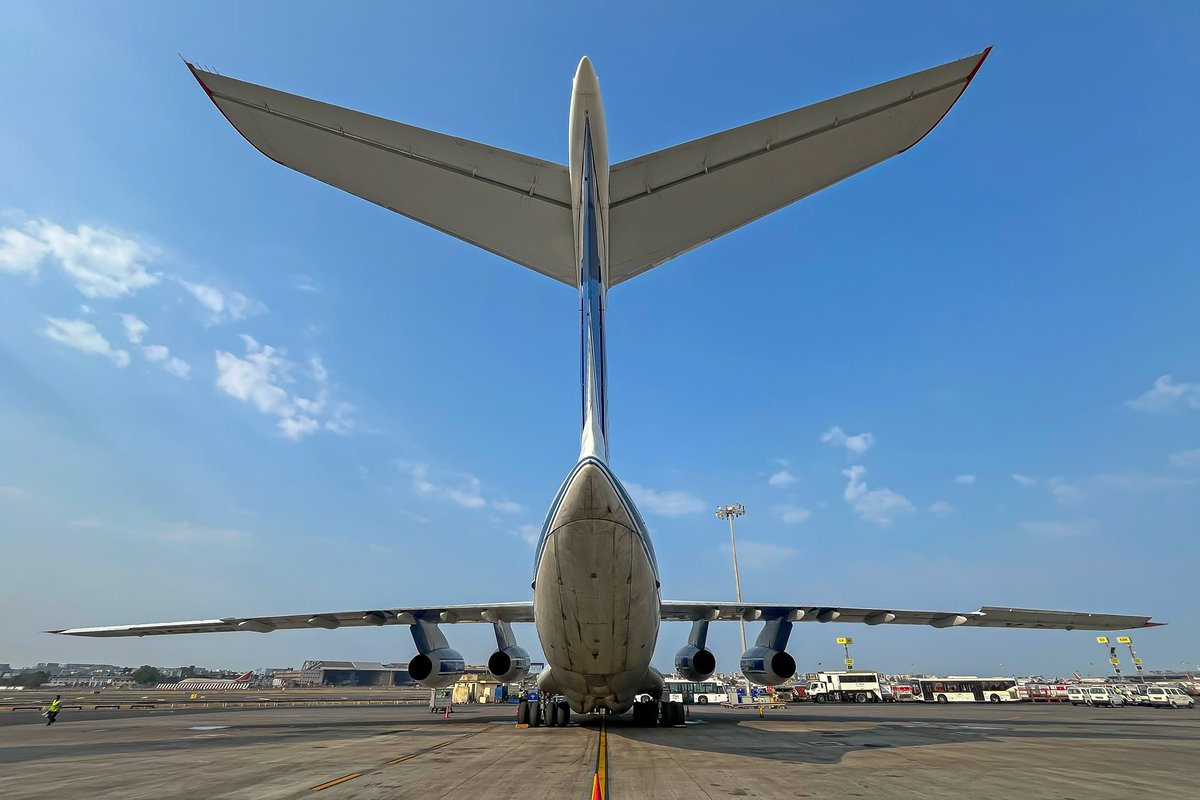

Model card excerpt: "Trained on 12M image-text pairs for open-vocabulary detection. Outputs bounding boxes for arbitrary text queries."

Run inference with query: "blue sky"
[1,2,1197,678]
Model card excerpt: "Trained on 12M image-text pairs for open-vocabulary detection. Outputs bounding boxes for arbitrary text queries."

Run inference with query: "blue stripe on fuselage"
[579,121,607,456]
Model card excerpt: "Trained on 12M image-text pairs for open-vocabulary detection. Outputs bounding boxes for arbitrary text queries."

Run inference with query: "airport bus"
[916,677,1018,703]
[662,679,729,705]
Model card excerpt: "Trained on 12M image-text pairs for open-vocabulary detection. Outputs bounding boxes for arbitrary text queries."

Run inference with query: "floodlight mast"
[716,503,747,653]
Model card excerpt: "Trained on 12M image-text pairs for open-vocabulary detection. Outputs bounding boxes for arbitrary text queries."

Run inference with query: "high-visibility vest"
[48,699,62,712]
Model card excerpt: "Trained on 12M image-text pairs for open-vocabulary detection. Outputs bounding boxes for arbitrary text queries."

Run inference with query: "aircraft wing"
[185,64,576,286]
[49,602,535,637]
[607,49,991,285]
[659,602,1162,631]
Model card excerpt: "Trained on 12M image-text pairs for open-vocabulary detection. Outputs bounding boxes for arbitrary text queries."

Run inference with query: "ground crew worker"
[46,695,63,726]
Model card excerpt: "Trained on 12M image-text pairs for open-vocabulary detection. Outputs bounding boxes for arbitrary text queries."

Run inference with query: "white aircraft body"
[53,52,1162,721]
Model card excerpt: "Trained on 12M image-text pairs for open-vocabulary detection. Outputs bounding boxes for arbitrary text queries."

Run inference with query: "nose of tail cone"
[550,461,634,530]
[574,56,598,93]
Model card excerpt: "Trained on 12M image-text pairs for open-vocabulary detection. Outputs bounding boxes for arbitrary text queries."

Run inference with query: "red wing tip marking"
[1142,621,1167,627]
[184,62,215,99]
[899,46,993,155]
[45,630,65,634]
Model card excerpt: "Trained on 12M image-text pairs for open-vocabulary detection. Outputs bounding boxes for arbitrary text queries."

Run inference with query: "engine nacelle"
[487,645,531,682]
[408,647,465,688]
[675,644,717,682]
[740,646,796,687]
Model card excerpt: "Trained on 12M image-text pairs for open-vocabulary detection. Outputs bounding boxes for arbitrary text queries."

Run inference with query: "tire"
[517,700,530,725]
[558,702,571,727]
[546,702,559,727]
[697,695,708,705]
[990,694,1001,703]
[813,694,825,704]
[937,695,948,704]
[855,693,867,703]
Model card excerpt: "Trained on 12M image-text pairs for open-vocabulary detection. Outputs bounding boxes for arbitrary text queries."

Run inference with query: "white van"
[1146,686,1195,709]
[1066,686,1089,705]
[1086,686,1124,707]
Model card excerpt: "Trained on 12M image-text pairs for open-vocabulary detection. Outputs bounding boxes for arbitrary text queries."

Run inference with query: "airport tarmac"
[0,701,1196,799]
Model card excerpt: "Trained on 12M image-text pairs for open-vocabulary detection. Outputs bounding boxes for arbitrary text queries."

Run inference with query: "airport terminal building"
[274,661,414,688]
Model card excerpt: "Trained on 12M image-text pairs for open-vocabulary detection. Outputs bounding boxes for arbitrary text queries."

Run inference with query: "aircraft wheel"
[529,702,542,727]
[546,702,559,727]
[517,700,530,725]
[557,701,571,726]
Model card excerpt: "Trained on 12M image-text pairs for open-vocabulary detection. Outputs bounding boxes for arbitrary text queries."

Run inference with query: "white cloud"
[0,227,49,275]
[492,499,526,514]
[841,465,914,527]
[0,485,27,499]
[163,357,191,379]
[625,483,705,517]
[215,335,333,439]
[291,274,320,293]
[1169,448,1200,468]
[396,461,488,509]
[1126,375,1200,413]
[928,500,953,518]
[20,220,160,298]
[120,313,148,343]
[142,344,169,362]
[42,317,130,367]
[1047,476,1083,504]
[767,469,797,488]
[775,505,811,525]
[821,425,874,454]
[1019,520,1093,538]
[1011,473,1036,487]
[179,279,262,324]
[515,523,541,546]
[953,474,976,485]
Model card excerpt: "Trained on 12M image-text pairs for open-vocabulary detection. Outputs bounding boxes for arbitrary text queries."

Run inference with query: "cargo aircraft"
[53,52,1162,727]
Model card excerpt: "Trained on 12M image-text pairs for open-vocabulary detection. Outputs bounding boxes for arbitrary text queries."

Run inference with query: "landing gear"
[632,699,657,726]
[517,700,530,725]
[529,701,543,727]
[547,700,571,727]
[660,701,685,727]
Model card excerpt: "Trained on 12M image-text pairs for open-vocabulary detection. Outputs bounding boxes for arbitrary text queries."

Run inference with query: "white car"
[1086,686,1124,707]
[1145,686,1195,709]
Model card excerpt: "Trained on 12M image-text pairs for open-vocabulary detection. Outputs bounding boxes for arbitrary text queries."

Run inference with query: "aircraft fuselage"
[532,58,662,714]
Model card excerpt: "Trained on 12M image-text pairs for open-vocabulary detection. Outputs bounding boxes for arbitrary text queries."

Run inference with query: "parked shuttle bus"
[807,671,883,703]
[661,679,728,705]
[917,677,1018,703]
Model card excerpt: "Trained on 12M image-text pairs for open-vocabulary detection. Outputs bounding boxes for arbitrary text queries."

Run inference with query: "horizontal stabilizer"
[660,601,1161,631]
[186,65,576,286]
[607,49,991,285]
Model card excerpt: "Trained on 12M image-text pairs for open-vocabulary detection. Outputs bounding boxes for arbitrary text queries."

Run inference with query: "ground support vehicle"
[807,671,883,703]
[429,688,453,713]
[1145,686,1195,709]
[1086,686,1125,707]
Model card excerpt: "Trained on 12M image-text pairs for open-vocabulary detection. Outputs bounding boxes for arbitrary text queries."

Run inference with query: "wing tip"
[183,61,286,168]
[1142,620,1167,628]
[899,46,993,155]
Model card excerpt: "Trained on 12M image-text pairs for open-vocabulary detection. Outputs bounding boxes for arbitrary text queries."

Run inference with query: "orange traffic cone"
[591,772,603,800]
[444,706,451,719]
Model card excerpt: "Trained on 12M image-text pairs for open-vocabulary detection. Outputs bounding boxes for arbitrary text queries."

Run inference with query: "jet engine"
[675,644,717,682]
[408,647,465,688]
[740,646,796,686]
[487,645,531,682]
